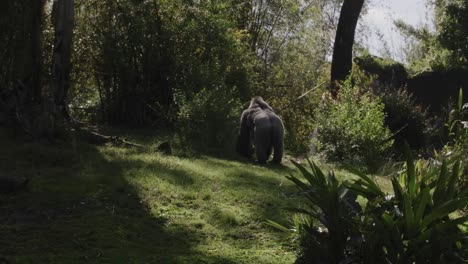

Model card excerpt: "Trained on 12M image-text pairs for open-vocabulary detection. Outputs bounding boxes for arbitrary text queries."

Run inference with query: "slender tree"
[51,0,75,119]
[330,0,364,98]
[30,0,46,103]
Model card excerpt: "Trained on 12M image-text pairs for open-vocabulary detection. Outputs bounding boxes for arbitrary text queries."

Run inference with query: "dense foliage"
[396,0,468,73]
[353,56,429,153]
[0,0,347,152]
[68,0,345,152]
[314,76,393,171]
[73,0,255,126]
[437,0,468,69]
[280,151,468,263]
[380,88,429,151]
[176,86,242,152]
[3,1,468,263]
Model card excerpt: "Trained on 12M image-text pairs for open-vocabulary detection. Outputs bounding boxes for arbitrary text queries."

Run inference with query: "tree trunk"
[0,2,45,135]
[51,0,75,119]
[330,0,364,98]
[30,0,45,103]
[154,3,173,108]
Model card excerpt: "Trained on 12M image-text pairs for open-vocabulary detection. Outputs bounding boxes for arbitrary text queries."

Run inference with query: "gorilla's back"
[252,109,271,129]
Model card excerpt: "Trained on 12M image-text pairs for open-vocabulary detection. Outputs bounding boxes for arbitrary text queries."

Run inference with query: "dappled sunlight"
[1,137,289,263]
[3,0,467,262]
[83,145,298,262]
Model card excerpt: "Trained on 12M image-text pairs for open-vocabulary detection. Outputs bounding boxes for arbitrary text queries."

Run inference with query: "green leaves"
[283,158,361,263]
[282,145,467,263]
[403,144,416,199]
[344,166,386,199]
[437,0,468,67]
[352,146,468,262]
[314,75,393,172]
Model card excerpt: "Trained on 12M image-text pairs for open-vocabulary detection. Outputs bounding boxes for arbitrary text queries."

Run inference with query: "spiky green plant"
[346,146,468,263]
[273,145,468,263]
[269,159,362,264]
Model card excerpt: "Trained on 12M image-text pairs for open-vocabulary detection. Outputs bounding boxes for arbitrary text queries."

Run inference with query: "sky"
[360,0,434,62]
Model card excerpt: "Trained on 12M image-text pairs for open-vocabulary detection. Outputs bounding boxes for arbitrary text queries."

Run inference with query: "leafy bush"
[376,86,429,152]
[352,61,430,153]
[314,78,393,171]
[176,86,242,153]
[273,150,468,263]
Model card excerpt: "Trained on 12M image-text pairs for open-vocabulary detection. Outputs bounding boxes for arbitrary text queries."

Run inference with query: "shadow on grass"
[221,167,299,225]
[143,151,298,228]
[88,148,299,249]
[0,135,237,264]
[120,152,299,228]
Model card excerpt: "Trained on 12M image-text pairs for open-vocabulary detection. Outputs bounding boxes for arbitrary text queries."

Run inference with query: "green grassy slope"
[0,130,393,264]
[0,132,300,264]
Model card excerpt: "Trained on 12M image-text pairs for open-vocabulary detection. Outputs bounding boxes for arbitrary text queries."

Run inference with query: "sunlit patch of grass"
[209,207,240,227]
[0,131,299,263]
[0,129,394,263]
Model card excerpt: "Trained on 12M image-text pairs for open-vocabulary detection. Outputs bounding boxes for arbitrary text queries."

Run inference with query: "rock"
[0,175,29,194]
[157,141,172,155]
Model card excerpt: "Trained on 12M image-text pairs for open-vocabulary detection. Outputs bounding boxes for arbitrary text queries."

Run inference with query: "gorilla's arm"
[268,112,284,163]
[236,110,253,157]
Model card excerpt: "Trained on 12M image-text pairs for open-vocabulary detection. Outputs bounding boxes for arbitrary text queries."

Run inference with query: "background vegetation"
[1,0,468,263]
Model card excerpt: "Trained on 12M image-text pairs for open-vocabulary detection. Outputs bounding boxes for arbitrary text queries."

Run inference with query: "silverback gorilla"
[236,97,284,164]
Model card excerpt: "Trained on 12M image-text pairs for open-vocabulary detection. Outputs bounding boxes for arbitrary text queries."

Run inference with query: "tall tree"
[330,0,364,98]
[31,0,46,103]
[51,0,75,119]
[0,1,46,135]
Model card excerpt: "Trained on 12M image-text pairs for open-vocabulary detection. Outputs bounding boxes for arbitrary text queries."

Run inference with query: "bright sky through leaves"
[361,0,434,62]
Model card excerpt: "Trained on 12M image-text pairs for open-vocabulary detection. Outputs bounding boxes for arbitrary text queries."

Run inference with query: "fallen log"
[75,128,146,149]
[74,125,171,154]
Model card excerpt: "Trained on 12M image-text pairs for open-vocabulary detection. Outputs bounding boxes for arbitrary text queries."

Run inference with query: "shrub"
[272,149,468,263]
[376,86,429,152]
[314,78,393,171]
[352,63,430,154]
[175,86,242,153]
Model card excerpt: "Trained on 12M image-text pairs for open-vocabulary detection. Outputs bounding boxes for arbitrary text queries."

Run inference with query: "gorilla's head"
[249,96,273,111]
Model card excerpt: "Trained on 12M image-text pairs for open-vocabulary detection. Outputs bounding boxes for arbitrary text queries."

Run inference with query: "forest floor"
[0,128,392,264]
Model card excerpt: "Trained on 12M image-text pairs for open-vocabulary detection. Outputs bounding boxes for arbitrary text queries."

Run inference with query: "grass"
[0,129,393,263]
[0,129,298,264]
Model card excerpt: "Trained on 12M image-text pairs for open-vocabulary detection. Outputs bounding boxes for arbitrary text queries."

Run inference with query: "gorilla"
[236,97,284,164]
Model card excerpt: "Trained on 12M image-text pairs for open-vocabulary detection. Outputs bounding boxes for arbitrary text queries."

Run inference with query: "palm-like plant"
[346,147,468,263]
[273,146,468,263]
[269,159,361,264]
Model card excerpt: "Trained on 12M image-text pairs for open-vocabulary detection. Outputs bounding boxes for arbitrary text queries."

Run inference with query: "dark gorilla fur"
[236,96,284,164]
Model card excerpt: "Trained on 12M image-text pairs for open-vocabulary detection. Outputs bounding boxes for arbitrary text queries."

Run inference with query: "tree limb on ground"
[73,123,171,154]
[76,128,146,149]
